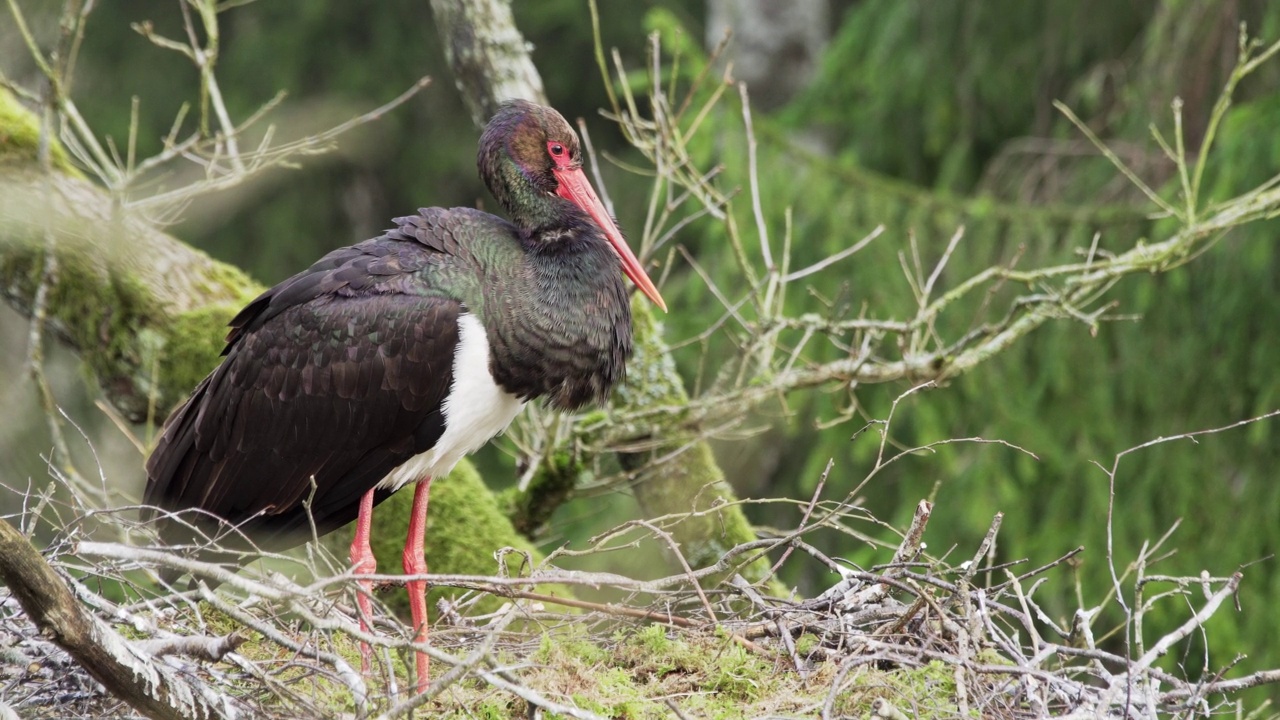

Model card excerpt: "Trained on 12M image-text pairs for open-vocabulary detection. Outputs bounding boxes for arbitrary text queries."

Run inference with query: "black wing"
[144,229,465,553]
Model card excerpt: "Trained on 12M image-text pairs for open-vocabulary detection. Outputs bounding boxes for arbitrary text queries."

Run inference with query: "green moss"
[794,632,819,656]
[0,88,78,174]
[500,447,583,536]
[154,302,243,404]
[1,90,261,418]
[126,600,971,718]
[590,667,647,717]
[189,260,260,304]
[0,220,260,422]
[631,623,671,654]
[705,631,770,701]
[0,243,160,416]
[536,626,607,665]
[613,298,686,408]
[534,626,792,719]
[617,625,703,683]
[439,697,511,719]
[529,630,660,720]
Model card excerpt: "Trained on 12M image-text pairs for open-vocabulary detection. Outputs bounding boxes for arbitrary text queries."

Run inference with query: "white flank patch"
[380,313,525,491]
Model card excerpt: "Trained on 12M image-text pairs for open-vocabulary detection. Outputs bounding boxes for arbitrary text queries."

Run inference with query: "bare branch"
[134,632,246,662]
[0,518,240,720]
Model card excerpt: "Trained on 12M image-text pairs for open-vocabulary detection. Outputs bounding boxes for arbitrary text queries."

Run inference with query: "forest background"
[2,0,1278,712]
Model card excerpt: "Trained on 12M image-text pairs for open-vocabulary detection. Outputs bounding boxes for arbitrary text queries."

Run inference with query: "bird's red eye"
[548,142,565,157]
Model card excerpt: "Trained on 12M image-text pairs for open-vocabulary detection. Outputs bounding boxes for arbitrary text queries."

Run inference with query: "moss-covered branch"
[612,301,780,586]
[1,95,258,422]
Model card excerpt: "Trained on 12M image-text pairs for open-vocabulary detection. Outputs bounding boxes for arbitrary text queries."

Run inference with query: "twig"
[951,511,1003,598]
[134,631,246,662]
[664,698,695,720]
[738,83,772,272]
[767,458,833,578]
[375,603,523,720]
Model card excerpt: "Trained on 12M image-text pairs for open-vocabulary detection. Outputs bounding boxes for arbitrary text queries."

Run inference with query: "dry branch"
[134,632,246,662]
[0,517,239,720]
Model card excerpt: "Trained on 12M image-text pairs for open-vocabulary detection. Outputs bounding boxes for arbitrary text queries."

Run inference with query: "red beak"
[554,166,667,312]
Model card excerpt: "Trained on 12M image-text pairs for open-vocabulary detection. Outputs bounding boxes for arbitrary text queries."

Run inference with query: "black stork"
[142,99,665,691]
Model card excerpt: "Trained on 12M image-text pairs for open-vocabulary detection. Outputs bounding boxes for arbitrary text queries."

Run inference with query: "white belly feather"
[378,313,525,491]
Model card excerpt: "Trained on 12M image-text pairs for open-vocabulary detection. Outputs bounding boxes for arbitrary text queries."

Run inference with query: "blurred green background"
[2,0,1277,706]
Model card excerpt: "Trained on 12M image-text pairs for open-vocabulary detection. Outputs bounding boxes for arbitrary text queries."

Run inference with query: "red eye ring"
[548,141,565,157]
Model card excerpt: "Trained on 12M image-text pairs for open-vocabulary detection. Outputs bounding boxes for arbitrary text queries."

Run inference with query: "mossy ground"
[133,593,969,719]
[420,623,964,719]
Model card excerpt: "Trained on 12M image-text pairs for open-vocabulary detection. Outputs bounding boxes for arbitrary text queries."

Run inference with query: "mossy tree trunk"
[616,301,778,586]
[427,0,548,127]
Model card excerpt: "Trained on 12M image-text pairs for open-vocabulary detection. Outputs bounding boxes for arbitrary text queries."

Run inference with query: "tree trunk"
[428,0,548,127]
[615,300,776,584]
[706,0,830,111]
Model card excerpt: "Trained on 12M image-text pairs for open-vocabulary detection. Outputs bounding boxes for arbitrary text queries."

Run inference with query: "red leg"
[349,489,378,675]
[402,478,432,692]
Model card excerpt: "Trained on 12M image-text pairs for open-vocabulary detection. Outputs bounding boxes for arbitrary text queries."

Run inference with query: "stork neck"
[486,157,570,234]
[484,224,633,411]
